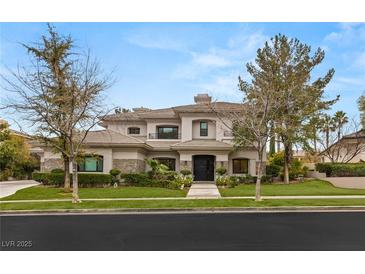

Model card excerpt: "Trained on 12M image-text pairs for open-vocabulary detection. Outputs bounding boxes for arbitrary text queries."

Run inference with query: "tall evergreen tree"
[245,34,338,183]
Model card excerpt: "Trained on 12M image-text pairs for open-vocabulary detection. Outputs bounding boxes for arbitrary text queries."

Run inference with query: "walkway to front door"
[187,182,221,198]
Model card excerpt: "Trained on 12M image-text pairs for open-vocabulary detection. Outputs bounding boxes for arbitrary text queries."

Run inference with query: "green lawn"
[2,198,365,211]
[0,186,187,201]
[220,180,365,197]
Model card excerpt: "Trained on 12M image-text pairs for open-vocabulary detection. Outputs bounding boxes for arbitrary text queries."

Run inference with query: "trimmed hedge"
[32,172,112,187]
[120,172,170,188]
[315,163,365,177]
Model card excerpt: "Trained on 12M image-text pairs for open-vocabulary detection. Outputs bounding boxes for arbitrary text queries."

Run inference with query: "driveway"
[326,177,365,189]
[0,180,40,198]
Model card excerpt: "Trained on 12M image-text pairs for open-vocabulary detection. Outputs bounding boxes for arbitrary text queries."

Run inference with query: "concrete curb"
[2,206,365,216]
[2,195,365,204]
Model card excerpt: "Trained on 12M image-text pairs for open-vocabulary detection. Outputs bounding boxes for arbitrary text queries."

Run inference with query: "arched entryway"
[193,155,215,181]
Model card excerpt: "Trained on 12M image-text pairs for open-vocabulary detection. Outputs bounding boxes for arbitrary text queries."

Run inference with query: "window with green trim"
[78,155,103,172]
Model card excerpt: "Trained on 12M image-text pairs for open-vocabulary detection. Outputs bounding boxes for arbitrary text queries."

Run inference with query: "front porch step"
[187,183,221,198]
[193,181,215,184]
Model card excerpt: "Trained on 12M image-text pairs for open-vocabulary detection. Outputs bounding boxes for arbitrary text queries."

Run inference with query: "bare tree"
[213,84,276,201]
[1,25,113,202]
[319,119,365,163]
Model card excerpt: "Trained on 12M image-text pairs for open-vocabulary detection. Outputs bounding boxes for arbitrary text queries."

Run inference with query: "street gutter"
[2,206,365,216]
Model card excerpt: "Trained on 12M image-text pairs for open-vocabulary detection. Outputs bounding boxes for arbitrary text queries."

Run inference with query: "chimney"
[194,93,212,104]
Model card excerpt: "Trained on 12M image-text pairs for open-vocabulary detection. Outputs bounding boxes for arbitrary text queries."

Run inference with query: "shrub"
[227,177,238,188]
[260,175,273,184]
[216,175,231,186]
[0,168,12,181]
[32,172,112,187]
[109,168,121,184]
[180,169,192,176]
[172,173,193,188]
[121,172,170,188]
[232,174,257,184]
[216,166,227,176]
[78,173,112,186]
[51,168,64,173]
[266,164,281,177]
[109,168,121,177]
[268,151,285,166]
[32,172,64,186]
[315,163,365,177]
[121,172,151,185]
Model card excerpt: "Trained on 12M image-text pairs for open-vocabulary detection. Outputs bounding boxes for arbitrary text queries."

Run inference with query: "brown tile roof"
[342,130,365,139]
[172,102,243,113]
[84,129,145,145]
[102,101,243,122]
[171,139,233,150]
[146,140,181,150]
[139,108,178,119]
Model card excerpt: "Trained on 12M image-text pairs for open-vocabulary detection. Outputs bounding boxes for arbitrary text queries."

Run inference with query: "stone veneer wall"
[179,160,192,172]
[41,158,63,172]
[215,161,228,173]
[113,159,146,173]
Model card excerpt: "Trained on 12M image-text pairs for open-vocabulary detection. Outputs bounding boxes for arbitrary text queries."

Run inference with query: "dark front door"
[193,155,215,181]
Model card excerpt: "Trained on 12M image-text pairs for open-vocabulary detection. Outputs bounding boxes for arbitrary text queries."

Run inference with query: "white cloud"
[324,23,365,45]
[126,30,188,52]
[192,51,231,67]
[172,29,268,84]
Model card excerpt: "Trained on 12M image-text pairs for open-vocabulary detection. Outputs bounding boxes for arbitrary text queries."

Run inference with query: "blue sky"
[1,22,364,130]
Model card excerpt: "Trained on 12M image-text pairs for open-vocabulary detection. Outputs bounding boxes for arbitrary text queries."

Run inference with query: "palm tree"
[332,111,349,140]
[320,114,335,148]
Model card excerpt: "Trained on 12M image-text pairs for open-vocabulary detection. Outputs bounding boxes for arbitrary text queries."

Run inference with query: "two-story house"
[35,94,265,181]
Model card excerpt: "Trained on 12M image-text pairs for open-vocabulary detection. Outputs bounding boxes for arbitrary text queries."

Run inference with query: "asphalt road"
[1,211,365,251]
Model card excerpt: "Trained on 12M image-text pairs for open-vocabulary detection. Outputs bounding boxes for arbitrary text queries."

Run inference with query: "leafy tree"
[245,34,338,183]
[0,121,38,180]
[1,25,112,202]
[358,93,365,128]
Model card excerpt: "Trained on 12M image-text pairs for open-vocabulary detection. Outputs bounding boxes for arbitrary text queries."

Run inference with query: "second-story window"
[128,127,140,135]
[200,121,208,136]
[157,126,178,139]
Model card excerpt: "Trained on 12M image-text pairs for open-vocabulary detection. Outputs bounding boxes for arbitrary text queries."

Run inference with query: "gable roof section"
[84,129,146,145]
[102,101,244,122]
[172,102,243,113]
[171,139,233,150]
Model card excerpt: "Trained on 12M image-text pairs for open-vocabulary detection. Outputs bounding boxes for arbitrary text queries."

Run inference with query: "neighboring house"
[321,130,365,163]
[34,94,265,181]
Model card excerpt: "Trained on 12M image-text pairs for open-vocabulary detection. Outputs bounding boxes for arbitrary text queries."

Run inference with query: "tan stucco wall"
[228,149,261,176]
[192,120,216,139]
[146,119,181,140]
[106,121,147,136]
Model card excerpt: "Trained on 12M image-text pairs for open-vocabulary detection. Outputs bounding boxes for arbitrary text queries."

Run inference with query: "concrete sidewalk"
[2,194,365,204]
[0,180,40,198]
[187,183,221,198]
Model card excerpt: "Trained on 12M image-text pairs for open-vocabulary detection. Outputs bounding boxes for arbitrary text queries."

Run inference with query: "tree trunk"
[255,161,262,201]
[276,135,280,152]
[71,157,81,203]
[283,144,291,184]
[269,135,276,156]
[313,130,317,152]
[63,157,71,192]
